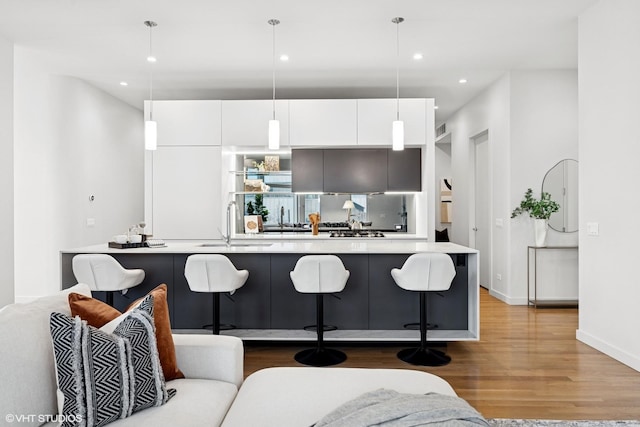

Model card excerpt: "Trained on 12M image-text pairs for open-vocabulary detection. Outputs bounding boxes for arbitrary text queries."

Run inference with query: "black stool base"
[203,324,236,334]
[403,322,419,330]
[303,324,338,332]
[294,348,346,367]
[403,322,436,330]
[397,347,451,366]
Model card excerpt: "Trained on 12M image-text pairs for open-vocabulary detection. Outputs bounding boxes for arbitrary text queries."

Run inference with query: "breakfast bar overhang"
[60,241,479,342]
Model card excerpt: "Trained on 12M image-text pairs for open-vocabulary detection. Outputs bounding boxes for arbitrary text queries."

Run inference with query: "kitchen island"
[60,240,479,342]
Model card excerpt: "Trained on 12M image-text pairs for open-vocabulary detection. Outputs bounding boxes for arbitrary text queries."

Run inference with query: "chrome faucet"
[279,206,285,228]
[221,200,237,246]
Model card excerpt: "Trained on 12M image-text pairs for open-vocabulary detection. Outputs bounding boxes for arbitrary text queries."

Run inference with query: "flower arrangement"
[511,188,560,220]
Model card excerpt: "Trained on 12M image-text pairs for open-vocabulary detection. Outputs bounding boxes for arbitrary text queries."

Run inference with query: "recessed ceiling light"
[459,78,468,84]
[280,54,289,62]
[413,53,423,60]
[434,105,439,110]
[147,56,157,63]
[119,81,128,86]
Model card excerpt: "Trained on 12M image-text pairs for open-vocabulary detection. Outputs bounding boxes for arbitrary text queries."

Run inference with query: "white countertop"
[61,240,477,255]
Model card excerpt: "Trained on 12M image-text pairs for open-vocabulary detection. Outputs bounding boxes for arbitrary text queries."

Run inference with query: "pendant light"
[268,19,280,150]
[392,17,404,151]
[144,20,158,151]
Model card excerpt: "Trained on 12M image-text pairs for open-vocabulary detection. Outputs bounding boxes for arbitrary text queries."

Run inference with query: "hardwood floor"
[243,288,640,420]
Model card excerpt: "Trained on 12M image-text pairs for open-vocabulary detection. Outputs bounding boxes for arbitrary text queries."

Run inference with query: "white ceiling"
[0,0,597,121]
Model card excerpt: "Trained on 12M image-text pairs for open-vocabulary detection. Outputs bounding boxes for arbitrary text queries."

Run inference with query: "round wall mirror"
[542,159,578,232]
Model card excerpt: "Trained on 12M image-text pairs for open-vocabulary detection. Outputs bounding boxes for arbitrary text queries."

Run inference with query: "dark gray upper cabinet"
[387,148,422,191]
[323,149,388,193]
[292,148,421,193]
[291,149,324,192]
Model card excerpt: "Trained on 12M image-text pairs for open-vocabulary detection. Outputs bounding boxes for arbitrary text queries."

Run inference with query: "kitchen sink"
[200,242,273,247]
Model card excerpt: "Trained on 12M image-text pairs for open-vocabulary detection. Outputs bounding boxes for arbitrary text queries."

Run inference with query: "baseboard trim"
[576,328,640,373]
[489,289,528,305]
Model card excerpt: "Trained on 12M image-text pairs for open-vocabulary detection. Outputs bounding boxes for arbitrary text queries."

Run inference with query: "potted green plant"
[253,194,269,222]
[511,188,560,246]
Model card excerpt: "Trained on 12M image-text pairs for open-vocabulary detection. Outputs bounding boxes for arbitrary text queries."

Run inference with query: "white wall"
[444,70,578,304]
[14,48,144,301]
[0,35,14,307]
[509,70,579,302]
[577,0,640,372]
[445,74,511,300]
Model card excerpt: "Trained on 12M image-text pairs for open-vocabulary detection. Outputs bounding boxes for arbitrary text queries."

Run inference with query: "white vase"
[533,219,548,247]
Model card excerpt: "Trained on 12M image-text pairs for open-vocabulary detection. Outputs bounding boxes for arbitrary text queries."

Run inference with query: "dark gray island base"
[60,242,479,342]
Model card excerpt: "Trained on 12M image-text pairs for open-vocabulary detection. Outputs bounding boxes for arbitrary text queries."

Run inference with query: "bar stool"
[72,254,145,306]
[391,252,456,366]
[290,255,349,367]
[184,254,249,335]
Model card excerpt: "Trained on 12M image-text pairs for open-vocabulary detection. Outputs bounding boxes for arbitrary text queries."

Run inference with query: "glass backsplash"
[234,154,411,232]
[240,192,409,230]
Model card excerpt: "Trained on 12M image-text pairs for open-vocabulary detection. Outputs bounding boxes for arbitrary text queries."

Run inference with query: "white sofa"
[0,284,456,427]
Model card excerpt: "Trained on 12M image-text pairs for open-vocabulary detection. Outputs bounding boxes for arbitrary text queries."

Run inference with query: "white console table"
[527,246,579,308]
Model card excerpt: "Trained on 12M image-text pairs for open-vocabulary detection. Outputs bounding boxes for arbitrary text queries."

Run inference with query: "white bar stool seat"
[72,254,145,306]
[184,254,249,334]
[391,252,456,366]
[290,255,349,367]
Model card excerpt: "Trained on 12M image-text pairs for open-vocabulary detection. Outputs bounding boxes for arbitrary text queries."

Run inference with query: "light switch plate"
[587,222,599,236]
[495,218,503,227]
[86,218,95,227]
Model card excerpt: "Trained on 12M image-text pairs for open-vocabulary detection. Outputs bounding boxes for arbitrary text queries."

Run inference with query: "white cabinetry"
[151,146,221,239]
[289,99,357,146]
[357,99,426,146]
[221,100,289,147]
[145,100,221,146]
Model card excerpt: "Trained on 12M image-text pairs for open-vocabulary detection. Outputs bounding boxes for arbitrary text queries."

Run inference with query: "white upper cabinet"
[289,99,357,146]
[357,99,426,146]
[221,100,289,147]
[151,146,221,239]
[145,100,221,146]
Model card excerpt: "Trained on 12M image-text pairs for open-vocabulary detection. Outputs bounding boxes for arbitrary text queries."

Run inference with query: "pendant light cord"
[272,22,276,120]
[270,20,278,120]
[149,24,154,120]
[144,21,157,121]
[395,18,400,121]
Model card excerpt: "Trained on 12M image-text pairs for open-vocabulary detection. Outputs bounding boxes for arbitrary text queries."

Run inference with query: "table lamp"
[342,200,355,222]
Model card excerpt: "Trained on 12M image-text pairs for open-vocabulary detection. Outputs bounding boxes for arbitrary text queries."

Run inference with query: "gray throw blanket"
[313,389,490,427]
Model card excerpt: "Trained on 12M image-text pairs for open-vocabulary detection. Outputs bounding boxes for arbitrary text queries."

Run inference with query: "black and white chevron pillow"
[50,295,175,427]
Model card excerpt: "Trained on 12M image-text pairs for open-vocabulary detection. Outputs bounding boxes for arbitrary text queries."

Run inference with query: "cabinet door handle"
[472,227,478,231]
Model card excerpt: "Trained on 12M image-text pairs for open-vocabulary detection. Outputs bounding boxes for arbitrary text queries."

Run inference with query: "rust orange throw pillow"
[69,284,184,381]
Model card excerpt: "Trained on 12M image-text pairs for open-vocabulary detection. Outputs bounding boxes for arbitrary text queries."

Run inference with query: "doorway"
[470,131,491,289]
